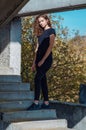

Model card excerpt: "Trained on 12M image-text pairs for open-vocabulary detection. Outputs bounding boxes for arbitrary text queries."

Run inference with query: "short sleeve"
[49,28,56,36]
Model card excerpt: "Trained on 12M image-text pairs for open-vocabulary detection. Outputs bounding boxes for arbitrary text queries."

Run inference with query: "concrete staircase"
[0,80,75,130]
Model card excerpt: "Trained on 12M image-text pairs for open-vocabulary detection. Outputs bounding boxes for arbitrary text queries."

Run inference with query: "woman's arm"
[31,43,39,71]
[33,43,38,63]
[38,34,55,67]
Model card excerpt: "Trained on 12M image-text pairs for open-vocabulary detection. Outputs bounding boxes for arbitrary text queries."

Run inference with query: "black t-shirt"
[36,28,56,64]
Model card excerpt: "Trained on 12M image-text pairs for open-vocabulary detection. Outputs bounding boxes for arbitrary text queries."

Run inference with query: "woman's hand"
[38,59,45,67]
[31,63,36,72]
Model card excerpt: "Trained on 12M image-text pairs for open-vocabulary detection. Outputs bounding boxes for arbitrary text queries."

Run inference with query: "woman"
[28,14,56,110]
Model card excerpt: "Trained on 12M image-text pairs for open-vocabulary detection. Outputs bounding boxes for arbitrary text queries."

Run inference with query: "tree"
[21,14,86,103]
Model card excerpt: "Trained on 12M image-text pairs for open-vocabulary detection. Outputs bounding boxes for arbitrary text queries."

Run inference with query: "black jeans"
[34,57,52,101]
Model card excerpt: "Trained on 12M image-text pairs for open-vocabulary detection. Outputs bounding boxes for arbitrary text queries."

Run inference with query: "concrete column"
[10,17,21,75]
[0,17,21,82]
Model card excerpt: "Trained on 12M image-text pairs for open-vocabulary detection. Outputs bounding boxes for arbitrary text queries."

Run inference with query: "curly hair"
[33,14,52,36]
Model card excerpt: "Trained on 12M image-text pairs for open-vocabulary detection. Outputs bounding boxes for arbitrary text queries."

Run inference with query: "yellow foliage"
[21,16,86,103]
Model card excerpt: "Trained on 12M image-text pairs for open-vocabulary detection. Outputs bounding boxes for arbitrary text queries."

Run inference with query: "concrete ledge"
[50,100,86,130]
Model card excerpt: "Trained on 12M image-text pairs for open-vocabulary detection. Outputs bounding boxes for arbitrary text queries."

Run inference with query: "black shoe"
[41,103,50,109]
[27,103,41,110]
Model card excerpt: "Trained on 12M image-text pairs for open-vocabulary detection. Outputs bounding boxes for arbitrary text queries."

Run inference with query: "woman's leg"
[41,74,49,101]
[40,59,52,108]
[34,69,45,101]
[27,69,45,110]
[34,69,50,109]
[27,69,43,110]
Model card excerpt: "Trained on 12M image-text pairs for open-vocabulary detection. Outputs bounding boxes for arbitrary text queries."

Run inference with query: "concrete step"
[0,100,32,112]
[5,119,70,130]
[0,75,21,83]
[0,83,30,92]
[0,91,34,102]
[2,109,57,122]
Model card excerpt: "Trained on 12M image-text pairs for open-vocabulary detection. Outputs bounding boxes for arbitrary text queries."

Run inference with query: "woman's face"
[38,17,48,29]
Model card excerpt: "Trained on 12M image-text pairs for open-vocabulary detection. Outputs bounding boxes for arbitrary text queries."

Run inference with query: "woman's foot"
[27,103,41,110]
[41,102,50,109]
[27,102,41,110]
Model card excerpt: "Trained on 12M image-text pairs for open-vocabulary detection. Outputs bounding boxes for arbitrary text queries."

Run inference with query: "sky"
[54,8,86,37]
